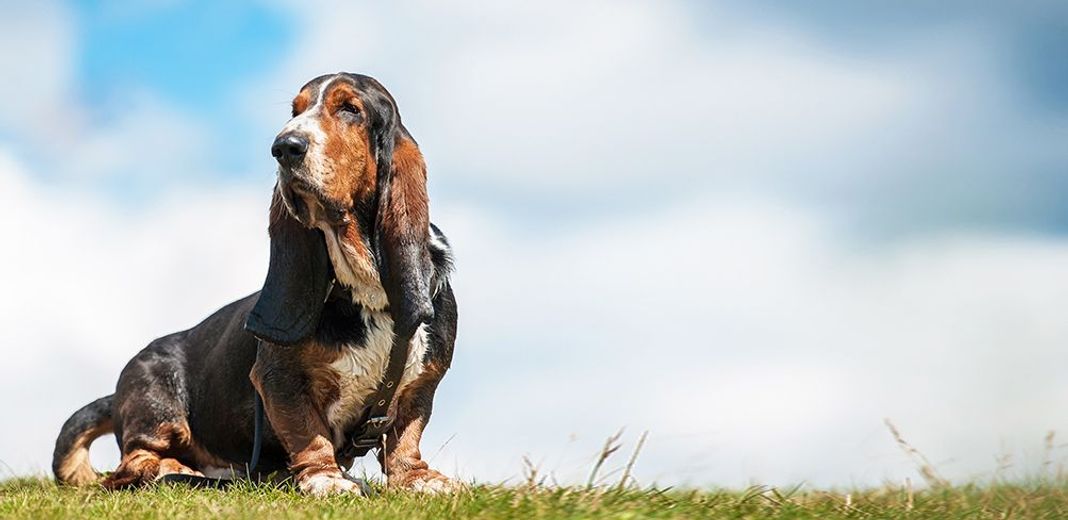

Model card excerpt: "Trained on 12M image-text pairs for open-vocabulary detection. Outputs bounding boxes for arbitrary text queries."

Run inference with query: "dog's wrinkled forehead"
[292,74,337,115]
[287,73,397,126]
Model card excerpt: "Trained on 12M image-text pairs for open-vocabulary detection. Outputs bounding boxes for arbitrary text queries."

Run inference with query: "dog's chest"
[324,310,428,434]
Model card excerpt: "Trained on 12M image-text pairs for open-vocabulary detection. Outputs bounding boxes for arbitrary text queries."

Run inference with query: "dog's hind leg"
[102,421,203,489]
[102,339,202,489]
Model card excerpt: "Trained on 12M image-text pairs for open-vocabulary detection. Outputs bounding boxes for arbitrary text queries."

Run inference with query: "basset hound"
[52,73,458,496]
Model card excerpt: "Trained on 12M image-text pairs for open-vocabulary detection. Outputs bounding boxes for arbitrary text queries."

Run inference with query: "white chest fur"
[325,309,429,441]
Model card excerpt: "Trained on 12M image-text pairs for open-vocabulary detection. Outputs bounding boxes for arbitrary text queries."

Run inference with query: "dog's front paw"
[398,469,463,494]
[299,473,367,497]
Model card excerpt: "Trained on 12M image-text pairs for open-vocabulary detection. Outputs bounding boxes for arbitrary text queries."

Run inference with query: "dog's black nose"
[271,133,308,167]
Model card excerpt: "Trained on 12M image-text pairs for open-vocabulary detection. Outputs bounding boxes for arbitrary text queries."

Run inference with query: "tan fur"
[289,434,344,482]
[299,342,344,411]
[292,88,312,116]
[319,221,387,309]
[103,449,162,489]
[251,346,345,484]
[54,419,113,486]
[385,137,429,233]
[157,458,203,478]
[321,82,377,205]
[101,421,215,489]
[379,136,430,259]
[380,360,457,491]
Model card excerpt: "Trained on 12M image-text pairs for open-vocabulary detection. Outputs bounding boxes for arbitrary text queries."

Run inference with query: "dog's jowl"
[52,73,458,497]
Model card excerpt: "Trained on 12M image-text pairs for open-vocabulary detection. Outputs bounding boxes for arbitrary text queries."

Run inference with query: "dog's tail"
[53,395,114,486]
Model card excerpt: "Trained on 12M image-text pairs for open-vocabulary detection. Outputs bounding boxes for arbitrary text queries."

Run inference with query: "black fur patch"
[316,296,369,346]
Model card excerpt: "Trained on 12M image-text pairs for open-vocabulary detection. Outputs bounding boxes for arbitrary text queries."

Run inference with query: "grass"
[3,477,1068,519]
[5,425,1066,518]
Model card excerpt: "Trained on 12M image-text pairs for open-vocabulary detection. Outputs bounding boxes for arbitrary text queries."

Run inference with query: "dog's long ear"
[245,191,333,345]
[373,122,434,337]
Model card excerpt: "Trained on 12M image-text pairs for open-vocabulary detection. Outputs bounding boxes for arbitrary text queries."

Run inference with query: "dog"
[52,73,458,496]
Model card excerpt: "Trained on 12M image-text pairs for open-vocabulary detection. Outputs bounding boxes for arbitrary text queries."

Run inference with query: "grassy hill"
[2,477,1067,519]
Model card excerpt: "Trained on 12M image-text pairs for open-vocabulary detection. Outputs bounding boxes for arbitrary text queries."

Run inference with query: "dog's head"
[245,73,433,346]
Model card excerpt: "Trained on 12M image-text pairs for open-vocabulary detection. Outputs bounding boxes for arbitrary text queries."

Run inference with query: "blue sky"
[2,0,1068,488]
[74,0,291,177]
[76,2,289,110]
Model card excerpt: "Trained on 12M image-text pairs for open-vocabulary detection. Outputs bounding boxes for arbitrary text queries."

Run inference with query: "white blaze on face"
[277,76,339,189]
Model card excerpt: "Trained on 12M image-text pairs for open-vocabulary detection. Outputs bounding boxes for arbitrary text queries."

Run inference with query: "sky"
[1,0,1067,489]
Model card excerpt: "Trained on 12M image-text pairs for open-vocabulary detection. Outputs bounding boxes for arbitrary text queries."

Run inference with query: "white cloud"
[62,90,219,183]
[415,193,1068,487]
[0,150,272,477]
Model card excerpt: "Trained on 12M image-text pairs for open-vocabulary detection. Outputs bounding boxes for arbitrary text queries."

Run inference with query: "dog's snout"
[272,133,309,167]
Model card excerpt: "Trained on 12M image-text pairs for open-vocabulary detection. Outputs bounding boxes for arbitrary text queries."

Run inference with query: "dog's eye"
[339,102,361,119]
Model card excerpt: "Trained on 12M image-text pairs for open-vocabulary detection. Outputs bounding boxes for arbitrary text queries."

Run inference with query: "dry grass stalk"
[884,418,949,488]
[586,429,624,490]
[995,449,1013,481]
[428,433,456,464]
[739,484,770,505]
[521,455,542,489]
[616,431,648,490]
[1043,430,1055,479]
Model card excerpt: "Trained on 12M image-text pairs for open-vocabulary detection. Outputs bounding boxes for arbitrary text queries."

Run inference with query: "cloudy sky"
[2,0,1067,488]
